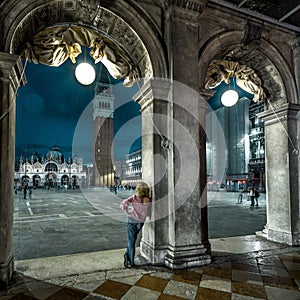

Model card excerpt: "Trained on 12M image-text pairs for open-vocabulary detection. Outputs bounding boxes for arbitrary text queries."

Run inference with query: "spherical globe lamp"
[75,62,96,85]
[221,89,239,107]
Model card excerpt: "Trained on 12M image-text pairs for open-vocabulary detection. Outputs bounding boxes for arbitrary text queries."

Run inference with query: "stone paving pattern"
[1,247,300,299]
[13,188,267,260]
[1,188,294,299]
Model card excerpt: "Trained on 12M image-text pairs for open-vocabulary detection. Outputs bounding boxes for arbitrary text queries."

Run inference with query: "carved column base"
[165,244,211,269]
[0,254,14,288]
[266,228,300,246]
[140,239,168,265]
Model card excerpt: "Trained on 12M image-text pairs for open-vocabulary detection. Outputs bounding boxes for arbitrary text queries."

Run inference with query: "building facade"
[207,97,251,191]
[121,148,142,186]
[14,145,86,189]
[248,101,265,191]
[207,97,265,192]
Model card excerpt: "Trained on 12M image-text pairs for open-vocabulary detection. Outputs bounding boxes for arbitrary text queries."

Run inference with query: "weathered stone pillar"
[292,37,300,99]
[258,103,300,245]
[134,79,172,264]
[136,0,211,268]
[0,53,25,286]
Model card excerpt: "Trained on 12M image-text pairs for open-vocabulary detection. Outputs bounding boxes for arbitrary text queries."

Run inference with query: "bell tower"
[92,67,115,187]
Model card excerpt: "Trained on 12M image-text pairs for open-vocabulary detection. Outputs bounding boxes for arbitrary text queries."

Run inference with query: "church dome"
[46,145,64,162]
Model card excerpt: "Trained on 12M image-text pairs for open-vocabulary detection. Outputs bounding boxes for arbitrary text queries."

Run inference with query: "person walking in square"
[237,189,243,204]
[249,187,255,207]
[120,182,151,268]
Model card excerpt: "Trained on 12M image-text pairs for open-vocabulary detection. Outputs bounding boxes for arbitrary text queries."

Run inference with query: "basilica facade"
[14,145,86,189]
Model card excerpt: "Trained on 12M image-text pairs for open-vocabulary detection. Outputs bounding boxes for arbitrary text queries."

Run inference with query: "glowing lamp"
[75,62,96,85]
[221,89,239,107]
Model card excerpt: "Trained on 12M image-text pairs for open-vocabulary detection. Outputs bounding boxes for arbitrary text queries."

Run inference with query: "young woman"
[120,182,151,268]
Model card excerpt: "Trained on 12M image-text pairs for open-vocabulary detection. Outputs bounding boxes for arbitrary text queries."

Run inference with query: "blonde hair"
[135,182,150,198]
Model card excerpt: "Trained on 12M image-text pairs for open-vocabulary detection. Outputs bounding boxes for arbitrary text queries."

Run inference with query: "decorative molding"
[10,0,152,79]
[165,0,206,23]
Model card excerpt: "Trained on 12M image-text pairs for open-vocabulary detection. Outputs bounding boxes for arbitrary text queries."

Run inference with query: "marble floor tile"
[157,294,188,300]
[115,274,143,286]
[45,287,89,300]
[171,270,201,286]
[199,274,231,292]
[258,265,291,277]
[256,257,285,268]
[261,274,298,290]
[202,267,232,279]
[265,285,300,300]
[287,269,300,280]
[135,274,169,292]
[231,293,266,300]
[232,269,263,285]
[195,287,231,300]
[282,261,300,271]
[163,280,198,299]
[279,253,300,263]
[121,286,160,300]
[232,281,267,299]
[93,279,132,299]
[231,262,260,274]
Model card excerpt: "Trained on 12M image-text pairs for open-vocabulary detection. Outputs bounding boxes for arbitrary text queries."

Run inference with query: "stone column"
[0,53,25,286]
[134,79,172,264]
[258,103,300,245]
[292,37,300,99]
[135,0,211,268]
[164,1,210,268]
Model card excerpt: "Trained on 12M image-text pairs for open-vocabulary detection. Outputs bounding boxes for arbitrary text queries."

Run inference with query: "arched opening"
[32,175,41,187]
[1,0,172,276]
[200,25,299,246]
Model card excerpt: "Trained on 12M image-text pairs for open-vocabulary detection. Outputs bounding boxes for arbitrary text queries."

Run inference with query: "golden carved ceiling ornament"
[20,26,139,87]
[205,59,266,103]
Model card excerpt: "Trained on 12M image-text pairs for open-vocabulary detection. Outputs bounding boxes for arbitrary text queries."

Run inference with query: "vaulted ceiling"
[209,0,300,31]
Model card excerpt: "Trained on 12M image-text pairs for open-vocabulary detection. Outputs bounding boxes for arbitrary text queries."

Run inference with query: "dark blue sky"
[16,56,141,163]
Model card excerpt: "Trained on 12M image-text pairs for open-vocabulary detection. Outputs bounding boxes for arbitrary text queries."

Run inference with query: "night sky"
[16,53,253,165]
[16,56,141,163]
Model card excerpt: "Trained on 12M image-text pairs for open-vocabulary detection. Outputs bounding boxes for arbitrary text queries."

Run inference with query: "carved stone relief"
[9,0,152,83]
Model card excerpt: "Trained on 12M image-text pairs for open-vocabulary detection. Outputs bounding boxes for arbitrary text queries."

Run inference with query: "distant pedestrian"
[237,190,243,204]
[120,182,151,268]
[23,185,28,199]
[254,189,260,206]
[249,187,255,207]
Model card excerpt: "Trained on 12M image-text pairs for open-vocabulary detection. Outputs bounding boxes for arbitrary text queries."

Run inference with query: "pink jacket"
[120,194,151,223]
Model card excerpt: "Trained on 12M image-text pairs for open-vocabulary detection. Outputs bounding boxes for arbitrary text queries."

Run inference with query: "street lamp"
[75,62,96,85]
[221,77,239,107]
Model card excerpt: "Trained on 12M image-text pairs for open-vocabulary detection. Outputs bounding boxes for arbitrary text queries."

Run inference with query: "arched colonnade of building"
[0,0,299,286]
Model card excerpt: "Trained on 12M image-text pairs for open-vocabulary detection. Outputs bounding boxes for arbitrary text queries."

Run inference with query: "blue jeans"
[125,217,144,266]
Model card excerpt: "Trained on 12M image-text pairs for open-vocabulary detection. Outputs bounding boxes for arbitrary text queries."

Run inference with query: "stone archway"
[200,24,300,247]
[0,0,169,285]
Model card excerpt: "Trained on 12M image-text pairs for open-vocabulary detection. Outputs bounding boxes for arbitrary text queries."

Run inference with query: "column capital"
[0,52,26,90]
[133,78,172,112]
